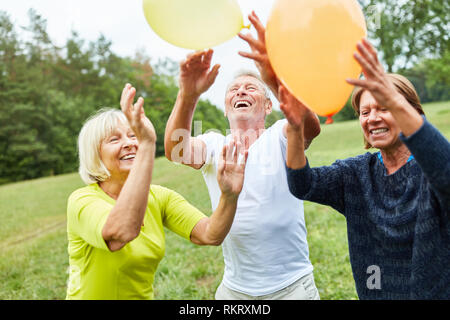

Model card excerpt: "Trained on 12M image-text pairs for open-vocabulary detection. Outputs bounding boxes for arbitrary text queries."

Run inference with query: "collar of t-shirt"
[377,151,414,165]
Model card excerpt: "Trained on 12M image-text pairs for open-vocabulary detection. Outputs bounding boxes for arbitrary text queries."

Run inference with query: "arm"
[165,50,220,169]
[238,11,280,99]
[282,112,320,150]
[279,85,311,169]
[279,84,347,212]
[190,139,248,245]
[400,120,450,198]
[346,39,450,196]
[101,84,157,252]
[239,12,320,148]
[346,38,423,136]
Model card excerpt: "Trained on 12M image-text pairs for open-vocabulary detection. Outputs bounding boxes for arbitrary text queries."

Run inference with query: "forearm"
[390,96,424,137]
[303,111,321,148]
[164,91,199,161]
[202,193,239,245]
[286,124,307,170]
[400,119,450,195]
[103,142,155,245]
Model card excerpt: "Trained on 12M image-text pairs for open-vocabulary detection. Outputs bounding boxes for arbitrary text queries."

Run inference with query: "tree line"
[0,9,230,184]
[1,1,449,184]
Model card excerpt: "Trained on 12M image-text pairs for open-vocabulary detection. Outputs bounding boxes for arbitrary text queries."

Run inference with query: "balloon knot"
[243,24,251,30]
[325,116,334,124]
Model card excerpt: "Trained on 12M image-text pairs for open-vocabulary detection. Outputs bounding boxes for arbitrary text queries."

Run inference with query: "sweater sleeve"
[286,159,350,214]
[400,119,450,198]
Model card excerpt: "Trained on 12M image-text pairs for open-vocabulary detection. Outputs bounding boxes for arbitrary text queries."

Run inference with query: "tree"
[360,0,449,72]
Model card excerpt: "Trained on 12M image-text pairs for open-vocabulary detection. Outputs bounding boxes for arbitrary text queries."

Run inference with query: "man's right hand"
[179,49,220,101]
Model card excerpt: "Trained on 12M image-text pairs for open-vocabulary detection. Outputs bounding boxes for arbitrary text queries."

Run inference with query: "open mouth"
[233,100,251,109]
[120,154,136,161]
[370,128,389,135]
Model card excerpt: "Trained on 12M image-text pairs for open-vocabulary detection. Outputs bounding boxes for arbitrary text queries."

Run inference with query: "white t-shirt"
[197,119,313,296]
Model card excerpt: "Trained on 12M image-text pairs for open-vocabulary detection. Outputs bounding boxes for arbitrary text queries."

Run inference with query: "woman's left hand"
[346,38,406,110]
[217,139,248,198]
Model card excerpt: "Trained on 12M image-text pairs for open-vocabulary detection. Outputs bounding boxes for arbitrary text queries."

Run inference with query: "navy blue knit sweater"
[286,120,450,299]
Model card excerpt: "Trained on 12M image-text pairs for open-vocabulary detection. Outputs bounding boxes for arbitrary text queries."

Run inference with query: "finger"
[346,77,372,90]
[120,83,131,106]
[123,86,136,115]
[361,39,385,74]
[238,32,265,53]
[353,52,376,78]
[134,97,145,116]
[218,144,227,173]
[362,38,379,61]
[249,11,266,42]
[242,149,249,168]
[226,140,235,164]
[356,42,378,70]
[186,51,203,67]
[206,64,220,85]
[238,50,265,63]
[278,85,288,104]
[244,135,249,153]
[202,49,213,66]
[234,140,241,164]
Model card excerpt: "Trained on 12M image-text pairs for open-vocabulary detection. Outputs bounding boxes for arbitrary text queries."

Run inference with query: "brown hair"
[351,73,425,149]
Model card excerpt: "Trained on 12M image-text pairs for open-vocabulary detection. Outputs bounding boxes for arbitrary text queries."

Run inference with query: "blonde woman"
[66,83,248,299]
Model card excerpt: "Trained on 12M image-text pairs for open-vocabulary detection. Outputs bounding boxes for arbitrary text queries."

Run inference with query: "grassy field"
[0,101,449,300]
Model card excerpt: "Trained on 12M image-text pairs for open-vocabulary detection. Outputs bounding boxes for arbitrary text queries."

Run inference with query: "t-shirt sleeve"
[157,186,207,241]
[196,131,226,170]
[67,190,111,251]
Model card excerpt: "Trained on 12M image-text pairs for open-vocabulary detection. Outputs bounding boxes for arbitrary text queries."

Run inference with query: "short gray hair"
[227,70,271,100]
[78,108,128,185]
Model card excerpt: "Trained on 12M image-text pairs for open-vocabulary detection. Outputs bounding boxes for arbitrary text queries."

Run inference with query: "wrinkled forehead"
[359,90,379,110]
[226,75,266,93]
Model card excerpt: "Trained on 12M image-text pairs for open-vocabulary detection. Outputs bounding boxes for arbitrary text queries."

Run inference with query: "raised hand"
[346,38,406,110]
[217,138,248,198]
[120,83,156,143]
[279,85,311,130]
[238,11,279,97]
[179,49,220,100]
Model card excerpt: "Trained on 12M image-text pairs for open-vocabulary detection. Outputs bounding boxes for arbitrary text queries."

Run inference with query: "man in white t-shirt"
[164,13,321,299]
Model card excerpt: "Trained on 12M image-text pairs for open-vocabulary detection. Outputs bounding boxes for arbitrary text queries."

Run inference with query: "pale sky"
[0,0,277,110]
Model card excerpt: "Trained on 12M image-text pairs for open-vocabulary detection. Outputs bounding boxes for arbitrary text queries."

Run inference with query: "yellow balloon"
[266,0,367,121]
[142,0,245,50]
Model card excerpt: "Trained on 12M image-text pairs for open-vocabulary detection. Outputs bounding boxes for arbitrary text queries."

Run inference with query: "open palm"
[217,140,248,197]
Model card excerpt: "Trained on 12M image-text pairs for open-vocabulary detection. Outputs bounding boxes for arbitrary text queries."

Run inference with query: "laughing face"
[359,91,402,150]
[100,121,138,181]
[224,75,272,124]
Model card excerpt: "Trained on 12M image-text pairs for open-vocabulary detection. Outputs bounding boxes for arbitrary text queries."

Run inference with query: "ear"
[265,99,273,116]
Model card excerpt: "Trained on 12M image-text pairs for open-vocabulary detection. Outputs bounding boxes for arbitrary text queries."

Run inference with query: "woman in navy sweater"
[280,38,450,299]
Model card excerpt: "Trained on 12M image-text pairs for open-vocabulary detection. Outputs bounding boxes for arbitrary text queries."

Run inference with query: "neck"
[229,118,266,148]
[379,143,412,174]
[99,177,126,200]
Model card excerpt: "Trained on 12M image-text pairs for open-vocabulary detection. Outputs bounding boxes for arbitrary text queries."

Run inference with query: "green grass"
[0,101,448,300]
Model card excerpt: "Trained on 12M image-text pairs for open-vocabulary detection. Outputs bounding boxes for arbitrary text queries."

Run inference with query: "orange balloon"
[266,0,367,120]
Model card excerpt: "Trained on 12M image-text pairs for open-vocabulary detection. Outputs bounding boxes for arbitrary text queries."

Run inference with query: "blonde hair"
[78,108,128,185]
[351,73,425,149]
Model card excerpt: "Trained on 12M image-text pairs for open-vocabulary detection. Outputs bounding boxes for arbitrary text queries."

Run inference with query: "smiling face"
[359,91,402,151]
[224,75,272,125]
[99,121,138,182]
